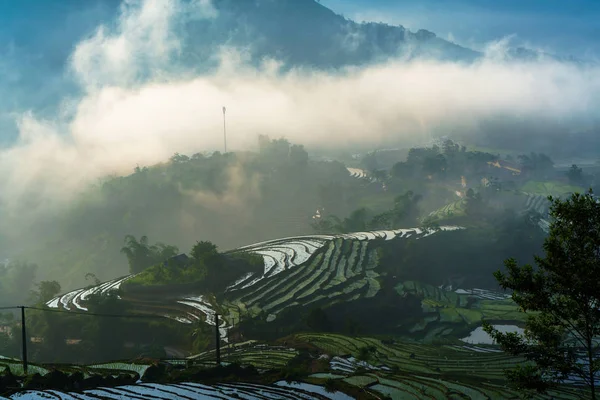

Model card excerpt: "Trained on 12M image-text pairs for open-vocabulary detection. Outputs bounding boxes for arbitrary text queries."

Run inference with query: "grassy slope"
[520,181,586,196]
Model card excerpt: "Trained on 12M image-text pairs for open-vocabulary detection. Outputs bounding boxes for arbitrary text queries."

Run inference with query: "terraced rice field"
[47,276,136,311]
[0,361,49,376]
[295,333,584,399]
[8,381,350,399]
[520,181,585,197]
[190,343,299,370]
[394,280,524,336]
[222,228,461,323]
[346,167,369,180]
[427,200,466,222]
[0,359,150,378]
[46,227,461,333]
[523,192,551,215]
[296,333,523,378]
[87,362,151,377]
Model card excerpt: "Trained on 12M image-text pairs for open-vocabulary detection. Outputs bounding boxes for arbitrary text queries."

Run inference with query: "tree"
[362,152,379,172]
[311,214,345,234]
[259,137,291,165]
[371,169,388,183]
[567,164,584,186]
[483,189,600,398]
[190,241,224,281]
[518,153,554,178]
[120,235,179,274]
[170,152,190,164]
[341,208,369,233]
[190,241,219,262]
[442,139,460,157]
[370,191,422,229]
[423,153,447,177]
[289,144,309,167]
[29,281,61,305]
[85,273,101,286]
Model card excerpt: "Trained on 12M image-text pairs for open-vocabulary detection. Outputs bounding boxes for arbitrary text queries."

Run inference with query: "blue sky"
[0,0,120,140]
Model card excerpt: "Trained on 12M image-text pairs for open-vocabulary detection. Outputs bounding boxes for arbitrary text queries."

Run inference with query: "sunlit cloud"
[0,0,599,220]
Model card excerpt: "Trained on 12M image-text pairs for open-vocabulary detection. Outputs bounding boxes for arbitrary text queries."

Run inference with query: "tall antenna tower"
[222,106,227,153]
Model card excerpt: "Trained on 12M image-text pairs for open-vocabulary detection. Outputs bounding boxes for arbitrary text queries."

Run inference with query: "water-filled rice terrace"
[8,381,352,399]
[394,281,526,340]
[46,276,134,311]
[3,334,585,398]
[293,333,584,399]
[0,358,149,379]
[46,227,462,334]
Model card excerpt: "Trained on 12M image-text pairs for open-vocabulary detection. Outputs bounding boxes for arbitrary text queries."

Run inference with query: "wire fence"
[0,305,225,374]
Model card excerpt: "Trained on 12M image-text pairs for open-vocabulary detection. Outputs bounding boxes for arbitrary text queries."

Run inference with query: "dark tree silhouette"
[484,189,600,398]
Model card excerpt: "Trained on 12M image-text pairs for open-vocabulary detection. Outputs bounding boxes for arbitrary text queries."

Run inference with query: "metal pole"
[215,314,221,365]
[20,306,28,374]
[222,106,227,153]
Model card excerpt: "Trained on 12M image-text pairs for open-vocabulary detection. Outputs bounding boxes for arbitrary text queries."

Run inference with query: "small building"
[163,254,190,268]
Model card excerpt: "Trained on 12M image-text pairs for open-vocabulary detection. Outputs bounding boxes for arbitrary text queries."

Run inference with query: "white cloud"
[0,0,599,218]
[70,0,217,89]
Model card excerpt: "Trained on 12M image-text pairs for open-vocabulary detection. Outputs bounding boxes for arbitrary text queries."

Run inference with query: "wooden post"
[20,306,28,375]
[215,314,221,365]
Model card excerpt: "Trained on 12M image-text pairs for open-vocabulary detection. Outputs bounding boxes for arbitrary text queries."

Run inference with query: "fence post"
[20,306,28,375]
[215,314,221,366]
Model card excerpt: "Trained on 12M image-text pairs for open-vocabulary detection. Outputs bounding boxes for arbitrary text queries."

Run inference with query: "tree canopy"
[484,189,600,398]
[120,235,179,274]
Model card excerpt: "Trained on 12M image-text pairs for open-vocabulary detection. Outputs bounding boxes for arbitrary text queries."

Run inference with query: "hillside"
[3,140,592,398]
[5,137,592,300]
[182,0,587,70]
[28,225,585,398]
[47,225,535,343]
[183,0,480,70]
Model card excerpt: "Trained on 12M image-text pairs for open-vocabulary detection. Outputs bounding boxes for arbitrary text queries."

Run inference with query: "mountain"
[181,0,594,71]
[184,0,480,69]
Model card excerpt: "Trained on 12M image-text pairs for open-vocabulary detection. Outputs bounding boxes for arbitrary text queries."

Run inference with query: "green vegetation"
[426,199,466,222]
[484,189,600,398]
[125,241,263,288]
[28,280,61,305]
[0,137,594,398]
[6,137,360,290]
[520,180,585,197]
[395,281,524,327]
[120,235,179,274]
[290,333,583,399]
